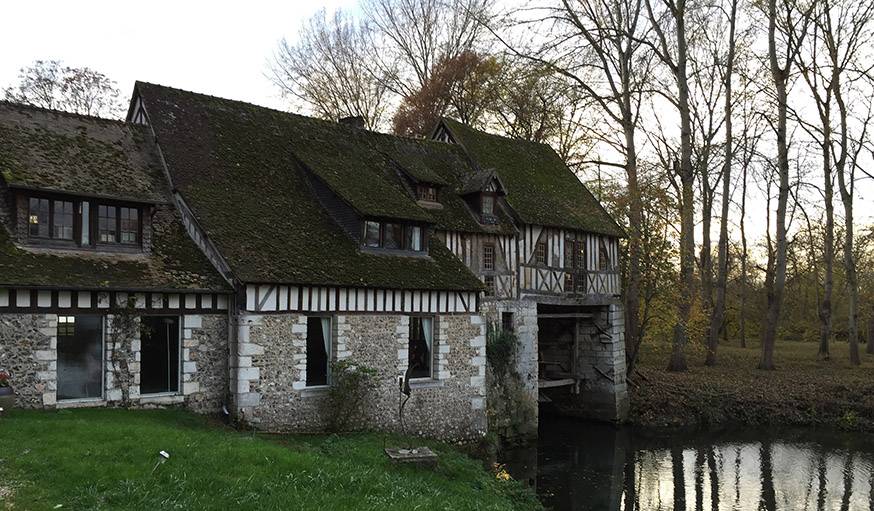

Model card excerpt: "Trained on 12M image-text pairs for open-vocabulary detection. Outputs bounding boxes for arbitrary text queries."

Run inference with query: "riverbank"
[630,340,874,432]
[0,408,541,510]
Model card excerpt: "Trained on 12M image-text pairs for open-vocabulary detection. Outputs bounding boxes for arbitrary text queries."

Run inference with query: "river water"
[501,415,874,510]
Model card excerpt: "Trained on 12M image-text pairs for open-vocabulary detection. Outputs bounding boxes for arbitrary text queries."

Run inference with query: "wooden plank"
[538,378,576,389]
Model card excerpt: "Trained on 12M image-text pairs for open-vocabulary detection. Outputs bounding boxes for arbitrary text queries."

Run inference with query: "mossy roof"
[135,82,484,291]
[0,206,229,291]
[0,102,167,203]
[439,118,624,237]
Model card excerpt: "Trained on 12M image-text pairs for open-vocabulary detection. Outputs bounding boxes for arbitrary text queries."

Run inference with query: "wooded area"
[6,0,874,374]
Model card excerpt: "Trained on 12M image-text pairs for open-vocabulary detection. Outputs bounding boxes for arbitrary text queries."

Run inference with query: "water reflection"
[501,416,874,510]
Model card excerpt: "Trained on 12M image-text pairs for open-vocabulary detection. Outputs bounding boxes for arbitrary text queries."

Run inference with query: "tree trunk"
[838,175,860,365]
[739,141,748,349]
[669,0,693,372]
[624,122,644,375]
[761,0,790,371]
[707,0,738,365]
[818,135,834,361]
[867,314,874,355]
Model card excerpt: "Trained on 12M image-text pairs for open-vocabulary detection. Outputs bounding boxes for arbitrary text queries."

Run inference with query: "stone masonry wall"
[480,300,539,399]
[0,312,227,413]
[573,304,629,421]
[232,312,487,441]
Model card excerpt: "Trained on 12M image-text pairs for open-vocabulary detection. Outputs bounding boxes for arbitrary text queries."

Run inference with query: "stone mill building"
[0,82,628,441]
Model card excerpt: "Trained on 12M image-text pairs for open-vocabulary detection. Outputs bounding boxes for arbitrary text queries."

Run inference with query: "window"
[383,223,402,249]
[53,201,74,240]
[483,243,495,271]
[501,312,514,333]
[28,198,50,237]
[80,202,90,245]
[408,316,433,379]
[417,185,438,202]
[564,272,574,291]
[140,316,180,394]
[481,194,494,215]
[98,205,117,243]
[306,316,331,386]
[599,238,611,271]
[407,226,423,251]
[120,207,139,244]
[536,242,547,265]
[484,275,496,296]
[364,221,381,247]
[57,315,103,400]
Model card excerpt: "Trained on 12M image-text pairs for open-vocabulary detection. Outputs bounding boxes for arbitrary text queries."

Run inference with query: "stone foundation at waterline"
[0,313,228,413]
[231,312,488,441]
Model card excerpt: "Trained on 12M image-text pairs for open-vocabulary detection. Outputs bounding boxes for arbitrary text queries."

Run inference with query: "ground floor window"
[57,315,103,401]
[408,316,434,379]
[502,312,514,333]
[306,316,331,386]
[140,316,180,394]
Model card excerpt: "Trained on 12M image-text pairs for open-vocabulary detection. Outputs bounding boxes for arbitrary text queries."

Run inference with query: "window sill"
[300,385,331,398]
[57,398,106,409]
[139,393,184,404]
[409,379,443,389]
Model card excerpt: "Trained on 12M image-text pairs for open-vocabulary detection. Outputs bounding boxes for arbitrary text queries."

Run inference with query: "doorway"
[140,316,180,394]
[57,315,104,401]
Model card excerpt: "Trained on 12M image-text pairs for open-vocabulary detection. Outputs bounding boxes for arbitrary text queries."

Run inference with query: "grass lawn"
[631,340,874,431]
[0,408,540,511]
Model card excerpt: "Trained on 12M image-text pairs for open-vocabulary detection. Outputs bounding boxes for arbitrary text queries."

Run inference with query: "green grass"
[631,339,874,431]
[0,408,540,511]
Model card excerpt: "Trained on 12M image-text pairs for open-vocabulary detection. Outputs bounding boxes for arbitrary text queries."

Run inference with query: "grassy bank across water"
[0,408,541,510]
[631,340,874,432]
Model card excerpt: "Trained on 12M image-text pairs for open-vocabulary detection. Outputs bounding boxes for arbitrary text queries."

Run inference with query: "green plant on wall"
[323,359,378,432]
[486,322,537,445]
[107,297,140,407]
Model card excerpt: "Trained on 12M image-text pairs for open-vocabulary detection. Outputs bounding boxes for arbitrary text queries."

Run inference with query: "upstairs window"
[28,198,50,238]
[483,243,495,271]
[536,242,547,266]
[53,201,74,240]
[98,205,118,243]
[120,207,139,244]
[417,185,438,202]
[481,195,494,215]
[484,275,496,296]
[599,238,611,271]
[362,221,426,253]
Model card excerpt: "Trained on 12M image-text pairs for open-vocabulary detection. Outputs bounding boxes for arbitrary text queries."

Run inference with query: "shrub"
[324,360,378,432]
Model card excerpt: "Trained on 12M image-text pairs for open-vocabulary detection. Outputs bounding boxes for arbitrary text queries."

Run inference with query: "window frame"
[417,184,438,202]
[305,315,333,388]
[408,315,435,380]
[483,243,495,271]
[535,241,547,266]
[23,193,143,248]
[598,237,611,271]
[361,220,427,253]
[484,275,496,296]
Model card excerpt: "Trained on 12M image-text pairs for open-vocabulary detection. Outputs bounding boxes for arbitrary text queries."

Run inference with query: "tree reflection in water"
[501,416,874,511]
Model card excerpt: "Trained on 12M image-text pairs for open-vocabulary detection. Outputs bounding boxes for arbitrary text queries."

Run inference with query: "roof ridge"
[440,116,552,149]
[0,100,129,126]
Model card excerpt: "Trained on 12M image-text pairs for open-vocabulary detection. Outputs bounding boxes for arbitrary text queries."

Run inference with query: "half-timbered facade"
[433,118,629,423]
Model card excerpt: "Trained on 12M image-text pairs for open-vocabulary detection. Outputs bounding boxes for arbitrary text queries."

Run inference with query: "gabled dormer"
[458,169,507,225]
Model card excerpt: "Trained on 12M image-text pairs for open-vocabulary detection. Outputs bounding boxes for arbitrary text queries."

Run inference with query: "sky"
[1,0,871,249]
[0,0,358,111]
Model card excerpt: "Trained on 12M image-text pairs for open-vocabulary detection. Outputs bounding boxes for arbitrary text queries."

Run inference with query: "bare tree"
[4,60,122,118]
[363,0,491,98]
[270,9,392,129]
[645,0,695,372]
[759,0,813,370]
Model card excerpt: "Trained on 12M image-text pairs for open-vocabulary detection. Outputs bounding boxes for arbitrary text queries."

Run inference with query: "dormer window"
[24,193,142,248]
[481,194,494,215]
[362,220,426,253]
[417,185,438,202]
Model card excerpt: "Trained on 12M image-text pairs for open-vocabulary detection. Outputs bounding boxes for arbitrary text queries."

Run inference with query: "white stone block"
[292,381,307,390]
[237,343,264,356]
[183,361,197,374]
[469,376,485,387]
[34,350,55,361]
[237,367,260,381]
[106,389,123,401]
[183,382,200,395]
[42,392,56,406]
[184,315,202,329]
[234,379,250,394]
[471,397,485,410]
[291,324,307,334]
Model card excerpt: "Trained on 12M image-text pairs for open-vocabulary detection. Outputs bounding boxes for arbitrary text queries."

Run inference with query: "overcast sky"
[0,0,358,110]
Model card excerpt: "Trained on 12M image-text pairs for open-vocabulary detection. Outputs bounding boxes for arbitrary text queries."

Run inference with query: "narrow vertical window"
[536,242,547,265]
[28,198,50,237]
[140,316,180,394]
[80,202,90,245]
[484,275,496,296]
[501,312,514,333]
[483,243,495,271]
[481,194,494,215]
[364,221,380,247]
[383,223,402,249]
[599,238,610,271]
[53,200,74,240]
[98,205,117,243]
[407,226,423,251]
[120,207,139,244]
[306,316,331,386]
[408,316,433,379]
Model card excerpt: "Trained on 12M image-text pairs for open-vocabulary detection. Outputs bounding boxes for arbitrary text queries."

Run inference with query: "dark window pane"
[599,238,610,271]
[383,223,402,249]
[501,312,514,333]
[418,185,437,202]
[57,315,103,400]
[140,316,180,394]
[28,198,49,237]
[98,205,117,243]
[484,275,496,296]
[81,202,90,245]
[408,316,432,378]
[306,317,330,386]
[53,201,74,240]
[364,221,380,247]
[120,207,138,244]
[536,242,547,265]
